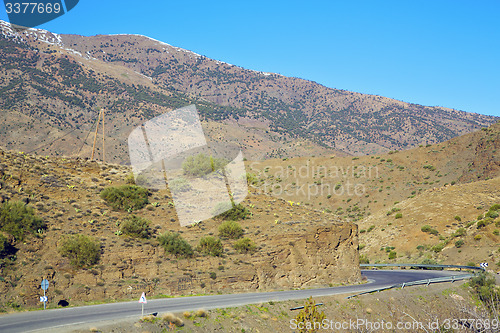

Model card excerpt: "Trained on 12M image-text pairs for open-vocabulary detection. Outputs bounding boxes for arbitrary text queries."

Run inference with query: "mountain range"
[0,20,498,163]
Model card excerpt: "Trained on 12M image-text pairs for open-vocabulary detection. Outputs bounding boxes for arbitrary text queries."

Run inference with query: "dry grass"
[161,312,184,327]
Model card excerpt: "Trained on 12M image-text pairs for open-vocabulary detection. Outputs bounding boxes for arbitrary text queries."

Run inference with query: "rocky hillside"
[247,121,500,266]
[0,20,497,163]
[0,148,359,311]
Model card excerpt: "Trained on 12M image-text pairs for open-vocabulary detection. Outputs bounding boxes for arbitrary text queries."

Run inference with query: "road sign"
[41,279,49,290]
[480,262,489,269]
[139,292,147,304]
[40,296,48,302]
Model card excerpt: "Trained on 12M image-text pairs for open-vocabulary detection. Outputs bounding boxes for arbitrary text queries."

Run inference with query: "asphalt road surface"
[0,269,469,333]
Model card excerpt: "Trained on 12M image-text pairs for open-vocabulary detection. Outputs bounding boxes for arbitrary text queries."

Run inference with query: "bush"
[294,297,326,333]
[489,204,500,212]
[431,242,446,253]
[157,232,193,258]
[474,234,482,241]
[197,236,223,256]
[0,234,7,257]
[468,272,500,311]
[452,228,466,237]
[182,153,227,177]
[421,225,431,233]
[120,215,151,239]
[219,220,244,239]
[234,237,256,253]
[388,251,397,259]
[394,213,403,219]
[215,203,250,221]
[455,240,464,248]
[168,177,192,193]
[0,201,45,241]
[100,185,149,211]
[359,254,370,264]
[58,235,101,268]
[454,215,462,221]
[477,220,487,229]
[486,210,499,219]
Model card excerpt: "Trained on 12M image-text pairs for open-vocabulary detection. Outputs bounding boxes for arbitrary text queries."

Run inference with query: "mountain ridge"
[0,20,498,163]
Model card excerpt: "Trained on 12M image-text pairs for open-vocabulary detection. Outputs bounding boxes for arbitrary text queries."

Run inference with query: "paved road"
[0,270,468,333]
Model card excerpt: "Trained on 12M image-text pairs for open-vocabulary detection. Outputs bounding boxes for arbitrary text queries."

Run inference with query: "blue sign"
[41,279,49,290]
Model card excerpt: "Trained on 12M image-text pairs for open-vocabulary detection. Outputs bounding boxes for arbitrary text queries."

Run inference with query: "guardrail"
[360,263,484,271]
[345,263,484,299]
[346,273,474,299]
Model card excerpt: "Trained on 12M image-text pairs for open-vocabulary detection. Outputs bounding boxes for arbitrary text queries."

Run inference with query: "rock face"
[0,148,360,309]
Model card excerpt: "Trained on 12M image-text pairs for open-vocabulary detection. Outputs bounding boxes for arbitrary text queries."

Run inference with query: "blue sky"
[2,1,499,117]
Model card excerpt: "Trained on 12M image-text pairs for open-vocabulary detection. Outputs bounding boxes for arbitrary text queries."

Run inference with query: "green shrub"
[477,220,487,229]
[455,240,464,248]
[214,203,250,221]
[197,236,223,256]
[386,207,401,216]
[454,215,462,221]
[182,153,227,177]
[394,213,403,219]
[218,220,244,239]
[157,232,193,258]
[474,234,482,241]
[295,297,326,333]
[359,254,370,264]
[468,272,500,312]
[431,242,446,253]
[58,235,101,268]
[429,228,439,236]
[100,185,149,211]
[452,228,466,237]
[367,225,375,232]
[421,225,431,232]
[233,237,256,253]
[168,177,192,193]
[0,201,45,241]
[120,215,151,239]
[489,204,500,212]
[0,234,7,257]
[388,251,397,259]
[486,210,499,219]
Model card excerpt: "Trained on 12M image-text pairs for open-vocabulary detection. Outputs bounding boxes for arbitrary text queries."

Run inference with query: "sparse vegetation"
[197,236,223,256]
[58,235,101,268]
[215,203,250,221]
[157,232,193,258]
[100,185,149,211]
[294,297,326,333]
[0,201,45,241]
[233,237,257,253]
[182,153,227,177]
[218,220,244,239]
[120,215,151,239]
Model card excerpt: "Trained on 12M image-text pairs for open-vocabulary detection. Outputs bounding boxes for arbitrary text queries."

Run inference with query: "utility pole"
[91,108,105,162]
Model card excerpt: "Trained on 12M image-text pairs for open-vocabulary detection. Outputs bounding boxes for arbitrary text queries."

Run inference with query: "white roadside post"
[139,292,147,317]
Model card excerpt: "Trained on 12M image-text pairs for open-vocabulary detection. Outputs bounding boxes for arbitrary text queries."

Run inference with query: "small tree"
[59,235,101,268]
[294,297,326,333]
